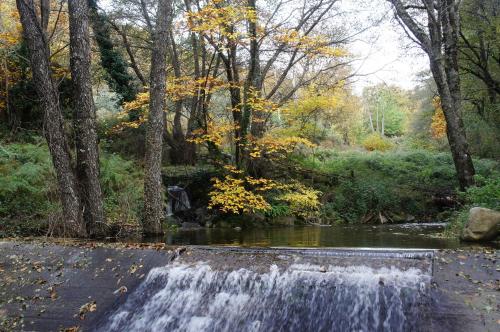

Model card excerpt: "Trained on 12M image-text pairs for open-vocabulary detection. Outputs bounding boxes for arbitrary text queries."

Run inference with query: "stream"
[155,223,467,249]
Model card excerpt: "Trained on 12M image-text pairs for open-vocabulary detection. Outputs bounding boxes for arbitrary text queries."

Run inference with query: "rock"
[234,227,242,231]
[406,214,416,222]
[461,207,500,242]
[181,222,202,229]
[272,216,297,226]
[246,213,266,223]
[165,216,181,226]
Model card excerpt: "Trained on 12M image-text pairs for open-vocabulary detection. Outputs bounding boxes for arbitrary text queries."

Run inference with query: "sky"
[342,0,430,95]
[100,0,430,95]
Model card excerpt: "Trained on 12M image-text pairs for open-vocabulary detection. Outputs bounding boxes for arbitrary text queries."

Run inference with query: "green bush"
[463,175,500,210]
[0,140,144,236]
[100,153,144,228]
[0,142,59,235]
[296,149,499,224]
[445,174,500,237]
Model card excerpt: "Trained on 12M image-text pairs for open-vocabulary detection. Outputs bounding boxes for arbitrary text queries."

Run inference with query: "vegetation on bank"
[2,134,498,237]
[0,139,143,237]
[297,149,499,225]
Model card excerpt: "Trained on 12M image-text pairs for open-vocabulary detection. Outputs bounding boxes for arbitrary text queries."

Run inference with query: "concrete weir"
[0,242,498,331]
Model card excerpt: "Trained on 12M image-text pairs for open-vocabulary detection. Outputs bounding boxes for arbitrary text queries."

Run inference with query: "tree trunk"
[68,0,106,237]
[16,0,85,237]
[143,0,171,235]
[388,0,475,190]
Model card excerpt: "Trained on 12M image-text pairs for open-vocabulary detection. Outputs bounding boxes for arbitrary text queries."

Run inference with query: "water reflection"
[159,223,466,249]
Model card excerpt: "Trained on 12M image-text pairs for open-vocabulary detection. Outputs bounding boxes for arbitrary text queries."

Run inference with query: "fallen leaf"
[114,286,128,294]
[78,301,97,320]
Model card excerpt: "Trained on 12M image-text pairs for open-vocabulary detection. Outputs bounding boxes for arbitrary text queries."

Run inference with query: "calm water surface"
[158,223,469,249]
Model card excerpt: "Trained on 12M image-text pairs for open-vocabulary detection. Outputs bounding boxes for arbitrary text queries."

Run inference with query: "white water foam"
[99,261,431,332]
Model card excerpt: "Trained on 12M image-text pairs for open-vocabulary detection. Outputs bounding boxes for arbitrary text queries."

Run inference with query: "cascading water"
[166,186,191,216]
[97,249,433,332]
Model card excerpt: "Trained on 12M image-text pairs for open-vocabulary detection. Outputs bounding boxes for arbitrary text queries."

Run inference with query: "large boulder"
[461,207,500,242]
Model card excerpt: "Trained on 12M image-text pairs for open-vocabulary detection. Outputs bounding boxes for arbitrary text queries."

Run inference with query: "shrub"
[100,153,144,229]
[276,183,321,220]
[296,149,499,225]
[445,174,500,237]
[0,140,144,236]
[0,142,59,235]
[362,133,393,152]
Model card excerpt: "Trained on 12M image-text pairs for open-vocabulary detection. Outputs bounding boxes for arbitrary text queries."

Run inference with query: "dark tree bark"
[16,0,85,236]
[167,29,194,165]
[39,0,50,33]
[246,0,264,138]
[389,0,475,190]
[143,0,171,234]
[68,0,106,237]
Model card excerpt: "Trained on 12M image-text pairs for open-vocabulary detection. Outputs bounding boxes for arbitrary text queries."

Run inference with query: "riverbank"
[0,240,498,331]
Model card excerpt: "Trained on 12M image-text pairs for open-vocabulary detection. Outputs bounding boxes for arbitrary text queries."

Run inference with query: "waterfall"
[98,249,432,332]
[166,186,191,216]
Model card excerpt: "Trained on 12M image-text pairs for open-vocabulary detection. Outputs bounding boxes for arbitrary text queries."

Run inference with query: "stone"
[234,226,242,231]
[181,222,202,229]
[246,212,266,223]
[461,207,500,242]
[273,216,297,226]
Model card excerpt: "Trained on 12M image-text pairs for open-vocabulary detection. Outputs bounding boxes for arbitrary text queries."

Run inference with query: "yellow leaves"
[277,183,321,219]
[0,1,21,47]
[208,175,271,214]
[208,170,321,218]
[123,92,150,113]
[167,76,227,101]
[188,121,237,147]
[431,96,447,139]
[275,29,348,59]
[186,0,256,42]
[248,135,316,160]
[246,88,279,114]
[362,133,393,152]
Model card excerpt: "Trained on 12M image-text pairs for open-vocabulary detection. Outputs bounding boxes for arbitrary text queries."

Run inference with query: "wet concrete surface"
[0,241,177,331]
[429,249,499,332]
[0,241,498,332]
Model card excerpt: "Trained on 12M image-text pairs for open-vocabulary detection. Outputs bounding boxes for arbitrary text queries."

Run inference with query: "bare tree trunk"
[16,0,85,237]
[246,0,264,139]
[389,0,475,190]
[39,0,50,33]
[68,0,106,237]
[143,0,171,235]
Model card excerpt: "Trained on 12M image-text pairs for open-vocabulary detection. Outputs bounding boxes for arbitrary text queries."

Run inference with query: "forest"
[0,0,499,241]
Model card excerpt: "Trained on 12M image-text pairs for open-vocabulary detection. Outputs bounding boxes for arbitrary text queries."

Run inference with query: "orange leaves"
[0,1,21,47]
[431,97,447,139]
[108,92,150,133]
